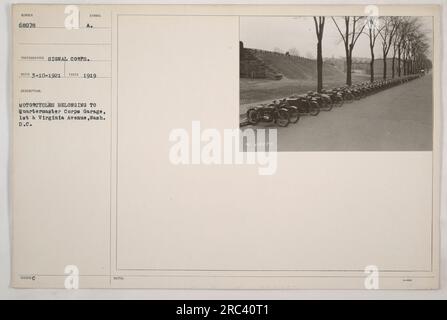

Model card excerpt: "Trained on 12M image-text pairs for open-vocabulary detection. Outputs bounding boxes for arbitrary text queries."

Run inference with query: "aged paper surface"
[11,4,440,289]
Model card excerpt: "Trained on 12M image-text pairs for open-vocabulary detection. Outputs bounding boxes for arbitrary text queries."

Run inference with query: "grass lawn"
[240,73,371,107]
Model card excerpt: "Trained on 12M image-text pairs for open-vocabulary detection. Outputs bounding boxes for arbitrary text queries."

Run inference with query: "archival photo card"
[10,4,441,289]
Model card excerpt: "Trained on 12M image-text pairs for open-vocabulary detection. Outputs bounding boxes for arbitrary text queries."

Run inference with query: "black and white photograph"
[240,16,433,151]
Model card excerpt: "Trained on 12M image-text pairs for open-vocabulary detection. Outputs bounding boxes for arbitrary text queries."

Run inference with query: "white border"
[1,0,445,299]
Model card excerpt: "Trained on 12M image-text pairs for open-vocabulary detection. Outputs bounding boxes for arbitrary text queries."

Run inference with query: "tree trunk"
[403,58,407,76]
[392,52,396,78]
[398,47,402,77]
[369,38,375,83]
[383,55,387,79]
[346,45,353,86]
[316,39,323,92]
[346,54,352,86]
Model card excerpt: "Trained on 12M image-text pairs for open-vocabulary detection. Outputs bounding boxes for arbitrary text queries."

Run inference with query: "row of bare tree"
[313,16,432,92]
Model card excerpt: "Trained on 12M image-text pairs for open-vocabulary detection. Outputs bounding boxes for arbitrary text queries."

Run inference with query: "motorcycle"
[286,94,320,116]
[272,99,300,124]
[246,103,290,127]
[332,87,354,102]
[305,91,333,111]
[321,89,344,108]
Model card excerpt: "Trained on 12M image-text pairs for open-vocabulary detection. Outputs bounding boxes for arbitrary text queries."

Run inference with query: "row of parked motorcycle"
[244,74,423,127]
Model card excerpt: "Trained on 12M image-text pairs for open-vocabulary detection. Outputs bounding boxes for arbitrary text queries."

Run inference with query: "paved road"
[242,74,433,151]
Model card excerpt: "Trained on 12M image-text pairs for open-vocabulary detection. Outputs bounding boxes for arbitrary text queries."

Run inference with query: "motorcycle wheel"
[247,108,260,125]
[344,93,353,102]
[335,98,344,108]
[275,109,290,127]
[310,102,320,116]
[325,100,333,111]
[288,107,299,124]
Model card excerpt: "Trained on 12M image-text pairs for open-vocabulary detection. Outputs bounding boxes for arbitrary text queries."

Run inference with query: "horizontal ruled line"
[31,27,111,30]
[18,59,112,62]
[19,76,111,79]
[19,43,111,46]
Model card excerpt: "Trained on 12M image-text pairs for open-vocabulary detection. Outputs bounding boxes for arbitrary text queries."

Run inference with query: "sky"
[240,16,433,60]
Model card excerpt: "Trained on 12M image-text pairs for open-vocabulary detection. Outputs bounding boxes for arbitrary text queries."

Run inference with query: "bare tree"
[409,32,429,74]
[397,17,419,76]
[364,16,383,82]
[332,16,366,86]
[396,20,408,77]
[378,17,400,79]
[399,18,431,76]
[397,19,413,76]
[386,17,430,78]
[313,16,325,92]
[391,30,399,77]
[390,18,405,78]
